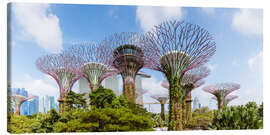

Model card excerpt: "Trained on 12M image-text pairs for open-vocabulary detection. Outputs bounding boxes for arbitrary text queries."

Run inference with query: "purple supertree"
[65,43,118,91]
[36,53,82,113]
[151,94,169,121]
[203,83,240,109]
[212,95,238,108]
[98,32,145,103]
[141,20,216,130]
[10,94,35,115]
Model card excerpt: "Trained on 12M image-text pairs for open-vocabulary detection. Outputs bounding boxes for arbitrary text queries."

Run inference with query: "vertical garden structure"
[65,43,118,91]
[10,94,35,115]
[151,95,169,121]
[99,32,145,103]
[141,20,216,130]
[203,83,240,109]
[36,53,82,113]
[212,94,238,108]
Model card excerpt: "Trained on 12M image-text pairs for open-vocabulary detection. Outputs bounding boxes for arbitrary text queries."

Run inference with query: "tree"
[211,102,263,129]
[203,83,240,109]
[141,20,216,130]
[36,53,82,113]
[89,86,116,109]
[98,32,145,103]
[151,95,168,121]
[65,91,87,110]
[9,94,35,115]
[185,107,213,130]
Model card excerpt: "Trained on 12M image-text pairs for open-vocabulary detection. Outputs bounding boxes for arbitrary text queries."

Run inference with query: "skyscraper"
[193,97,200,111]
[78,78,91,102]
[136,72,151,105]
[39,95,57,113]
[104,75,119,96]
[28,96,39,115]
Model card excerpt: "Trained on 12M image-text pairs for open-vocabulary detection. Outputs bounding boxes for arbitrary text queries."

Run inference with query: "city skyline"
[8,3,263,112]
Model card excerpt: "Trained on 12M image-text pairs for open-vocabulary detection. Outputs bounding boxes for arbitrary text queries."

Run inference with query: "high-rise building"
[136,72,151,105]
[193,97,200,111]
[28,96,39,115]
[104,75,119,96]
[39,95,57,113]
[78,78,91,102]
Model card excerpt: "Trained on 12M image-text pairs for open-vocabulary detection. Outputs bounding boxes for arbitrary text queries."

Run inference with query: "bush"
[185,107,213,130]
[210,102,263,129]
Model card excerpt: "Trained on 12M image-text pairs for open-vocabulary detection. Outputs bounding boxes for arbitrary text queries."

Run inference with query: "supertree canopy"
[203,82,240,109]
[99,32,145,103]
[36,53,82,113]
[65,43,118,91]
[10,94,35,115]
[141,20,216,130]
[151,95,169,121]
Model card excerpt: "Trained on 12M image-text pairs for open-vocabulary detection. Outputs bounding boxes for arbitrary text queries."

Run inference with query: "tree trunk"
[168,77,183,131]
[161,103,165,121]
[123,82,136,103]
[15,103,21,115]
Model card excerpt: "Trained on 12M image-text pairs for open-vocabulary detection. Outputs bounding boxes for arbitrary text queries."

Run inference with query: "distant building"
[78,78,91,102]
[104,75,120,96]
[193,97,202,111]
[136,72,151,105]
[28,96,39,115]
[39,95,57,113]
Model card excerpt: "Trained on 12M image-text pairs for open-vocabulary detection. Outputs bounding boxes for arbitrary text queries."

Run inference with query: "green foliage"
[210,102,263,130]
[8,87,153,133]
[185,107,213,130]
[65,91,87,110]
[151,113,168,128]
[89,86,116,108]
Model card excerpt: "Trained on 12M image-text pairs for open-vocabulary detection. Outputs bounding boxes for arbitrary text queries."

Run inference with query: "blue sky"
[8,3,263,112]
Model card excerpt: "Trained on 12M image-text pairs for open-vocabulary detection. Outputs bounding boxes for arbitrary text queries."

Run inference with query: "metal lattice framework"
[10,94,35,115]
[151,94,169,121]
[141,20,216,130]
[65,43,118,91]
[98,32,145,103]
[203,83,240,109]
[36,53,82,113]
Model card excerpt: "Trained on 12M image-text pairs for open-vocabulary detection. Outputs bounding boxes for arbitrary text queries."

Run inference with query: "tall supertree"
[212,95,238,108]
[141,20,216,130]
[36,53,82,113]
[151,95,169,121]
[10,94,35,115]
[203,83,240,109]
[65,43,118,91]
[99,32,145,103]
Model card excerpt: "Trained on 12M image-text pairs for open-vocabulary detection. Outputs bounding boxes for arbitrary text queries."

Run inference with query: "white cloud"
[136,6,183,32]
[232,9,263,35]
[248,51,263,73]
[142,77,168,96]
[12,74,59,97]
[207,64,216,71]
[13,3,63,53]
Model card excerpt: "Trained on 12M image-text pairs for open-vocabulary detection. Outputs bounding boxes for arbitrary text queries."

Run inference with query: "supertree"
[203,83,240,109]
[10,94,35,115]
[212,95,238,108]
[141,20,216,130]
[151,94,169,121]
[65,43,118,91]
[36,53,82,113]
[98,32,145,103]
[136,89,148,105]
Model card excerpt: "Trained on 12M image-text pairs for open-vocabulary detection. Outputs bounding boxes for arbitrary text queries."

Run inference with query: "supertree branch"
[65,43,118,91]
[141,19,216,130]
[203,83,240,109]
[10,94,35,115]
[98,32,145,103]
[151,94,169,121]
[36,53,82,113]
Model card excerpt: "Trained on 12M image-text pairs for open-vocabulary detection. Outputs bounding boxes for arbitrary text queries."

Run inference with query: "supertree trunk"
[123,80,136,103]
[185,100,192,121]
[168,77,183,130]
[161,103,165,121]
[15,103,22,115]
